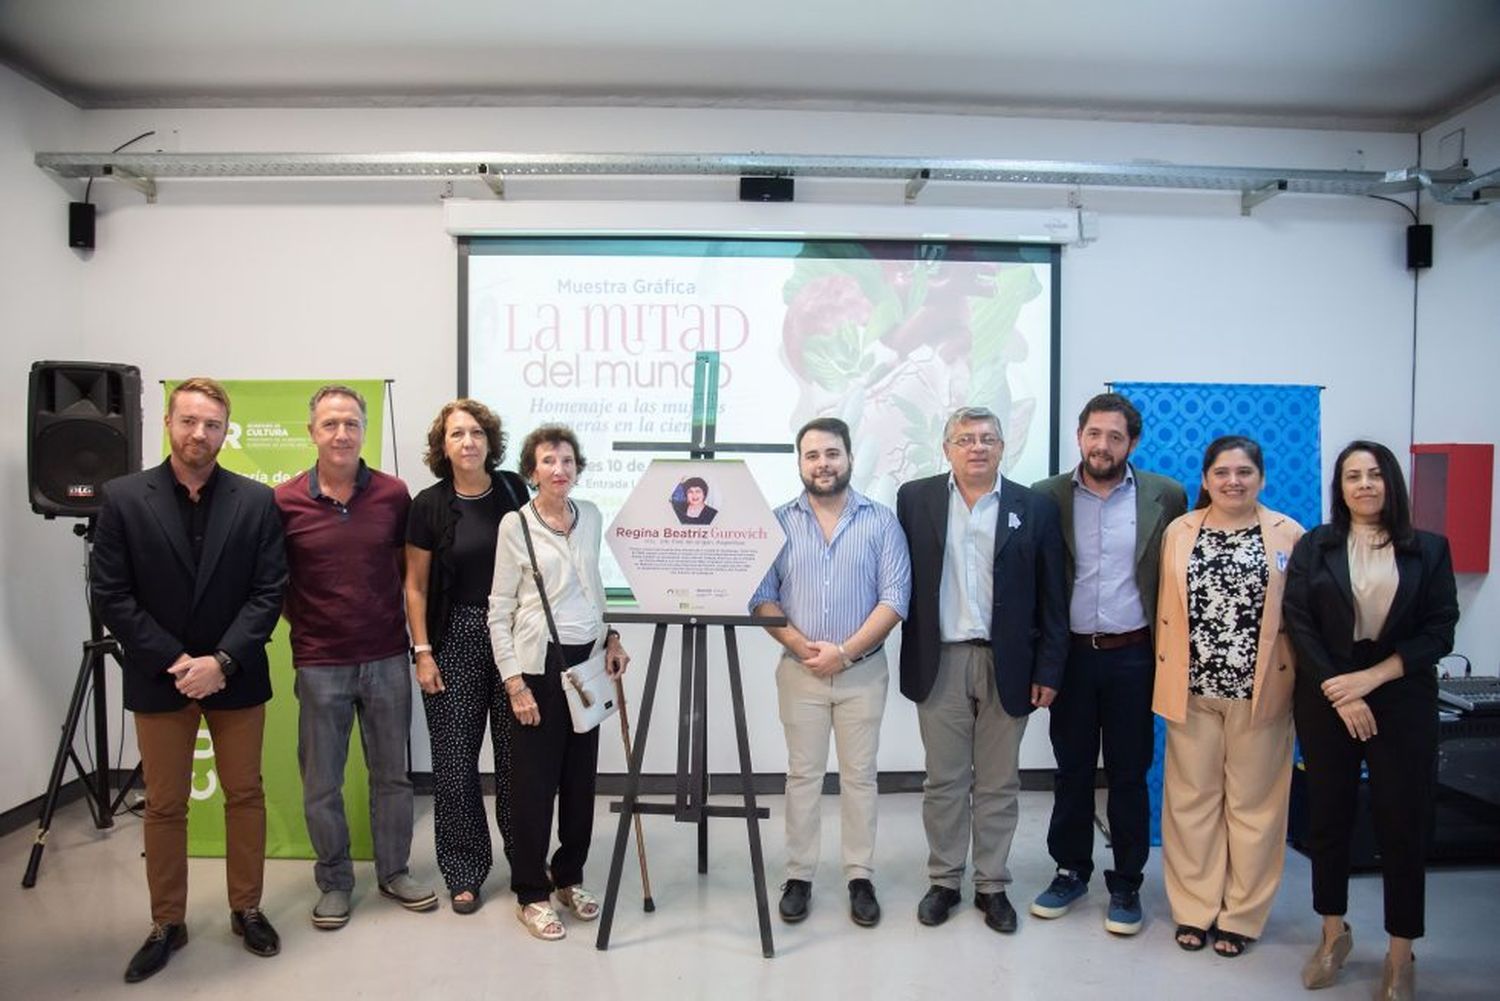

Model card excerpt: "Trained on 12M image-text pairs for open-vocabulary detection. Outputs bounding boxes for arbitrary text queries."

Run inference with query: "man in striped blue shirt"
[751,417,912,929]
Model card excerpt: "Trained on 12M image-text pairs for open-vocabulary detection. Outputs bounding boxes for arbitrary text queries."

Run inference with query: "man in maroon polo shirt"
[275,384,437,929]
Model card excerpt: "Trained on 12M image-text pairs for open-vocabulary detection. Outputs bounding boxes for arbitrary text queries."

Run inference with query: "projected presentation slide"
[464,237,1059,589]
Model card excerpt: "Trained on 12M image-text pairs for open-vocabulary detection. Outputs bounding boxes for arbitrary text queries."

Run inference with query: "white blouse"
[487,500,608,681]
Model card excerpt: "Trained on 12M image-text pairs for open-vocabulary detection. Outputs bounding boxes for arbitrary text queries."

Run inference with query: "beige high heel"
[1301,923,1352,989]
[1377,952,1415,1001]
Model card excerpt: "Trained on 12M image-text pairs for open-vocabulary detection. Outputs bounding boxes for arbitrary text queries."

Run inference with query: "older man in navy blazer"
[92,377,287,983]
[897,405,1068,933]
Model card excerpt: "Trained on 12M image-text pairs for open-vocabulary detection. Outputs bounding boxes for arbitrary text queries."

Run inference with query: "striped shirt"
[750,488,911,643]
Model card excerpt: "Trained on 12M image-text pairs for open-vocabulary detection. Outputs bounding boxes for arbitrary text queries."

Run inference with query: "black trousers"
[509,641,601,906]
[1045,639,1155,892]
[1293,655,1437,939]
[420,604,513,893]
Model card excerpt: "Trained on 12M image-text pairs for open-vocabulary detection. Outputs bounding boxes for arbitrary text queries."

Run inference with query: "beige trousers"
[776,650,888,881]
[1162,694,1293,937]
[916,643,1028,893]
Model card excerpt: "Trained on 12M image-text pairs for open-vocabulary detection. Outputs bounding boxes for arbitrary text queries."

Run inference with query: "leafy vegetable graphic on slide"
[780,247,1041,503]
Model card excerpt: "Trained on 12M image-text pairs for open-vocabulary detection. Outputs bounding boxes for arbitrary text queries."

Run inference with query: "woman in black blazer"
[1283,440,1458,1000]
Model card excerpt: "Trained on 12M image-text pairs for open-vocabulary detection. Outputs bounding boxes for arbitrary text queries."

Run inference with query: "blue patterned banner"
[1111,381,1322,845]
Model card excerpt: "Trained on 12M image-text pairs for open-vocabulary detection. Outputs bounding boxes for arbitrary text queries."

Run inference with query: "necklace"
[455,484,493,500]
[530,499,576,537]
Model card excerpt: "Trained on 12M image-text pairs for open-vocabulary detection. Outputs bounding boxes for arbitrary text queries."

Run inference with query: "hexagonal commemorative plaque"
[605,458,785,615]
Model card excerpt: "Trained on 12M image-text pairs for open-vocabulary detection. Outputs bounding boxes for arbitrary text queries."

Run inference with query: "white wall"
[0,65,101,818]
[7,67,1493,811]
[1418,91,1500,677]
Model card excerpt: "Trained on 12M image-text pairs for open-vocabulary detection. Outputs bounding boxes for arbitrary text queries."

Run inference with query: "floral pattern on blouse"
[1187,525,1267,700]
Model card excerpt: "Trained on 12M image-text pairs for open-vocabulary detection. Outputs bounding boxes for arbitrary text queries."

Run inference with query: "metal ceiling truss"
[34,151,1500,210]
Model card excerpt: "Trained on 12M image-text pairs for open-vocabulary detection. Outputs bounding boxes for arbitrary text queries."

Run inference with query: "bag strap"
[517,507,569,675]
[495,472,525,512]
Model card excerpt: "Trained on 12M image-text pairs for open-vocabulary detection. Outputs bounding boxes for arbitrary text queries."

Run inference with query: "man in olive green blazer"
[1028,393,1187,936]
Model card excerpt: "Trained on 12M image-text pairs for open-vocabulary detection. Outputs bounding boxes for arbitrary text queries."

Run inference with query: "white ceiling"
[2,0,1498,131]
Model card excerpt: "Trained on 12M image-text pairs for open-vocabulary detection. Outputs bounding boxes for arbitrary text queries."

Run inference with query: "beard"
[802,467,852,498]
[173,440,220,471]
[1082,451,1125,483]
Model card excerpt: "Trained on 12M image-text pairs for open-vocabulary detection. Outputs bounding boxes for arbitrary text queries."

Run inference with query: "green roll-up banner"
[165,379,388,858]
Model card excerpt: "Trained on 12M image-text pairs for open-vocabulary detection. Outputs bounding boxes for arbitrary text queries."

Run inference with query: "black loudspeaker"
[69,202,96,250]
[739,176,795,202]
[28,361,142,518]
[1406,224,1433,270]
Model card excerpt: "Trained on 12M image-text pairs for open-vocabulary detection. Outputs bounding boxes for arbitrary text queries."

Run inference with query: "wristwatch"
[213,650,238,678]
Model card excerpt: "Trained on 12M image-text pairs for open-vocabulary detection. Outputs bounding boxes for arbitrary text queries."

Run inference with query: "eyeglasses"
[947,434,1002,449]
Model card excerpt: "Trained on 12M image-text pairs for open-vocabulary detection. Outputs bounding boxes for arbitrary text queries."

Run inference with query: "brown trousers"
[1161,695,1293,938]
[134,702,267,924]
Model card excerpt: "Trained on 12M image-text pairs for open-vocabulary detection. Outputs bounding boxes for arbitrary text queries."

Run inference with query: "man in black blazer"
[1029,393,1187,936]
[897,405,1068,933]
[91,378,287,983]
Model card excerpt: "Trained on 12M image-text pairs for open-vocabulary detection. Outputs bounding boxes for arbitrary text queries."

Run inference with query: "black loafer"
[124,922,187,983]
[975,891,1018,934]
[848,879,881,927]
[778,879,811,923]
[231,907,281,957]
[916,885,962,926]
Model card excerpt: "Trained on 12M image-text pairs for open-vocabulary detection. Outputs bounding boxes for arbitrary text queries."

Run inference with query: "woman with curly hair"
[404,399,528,914]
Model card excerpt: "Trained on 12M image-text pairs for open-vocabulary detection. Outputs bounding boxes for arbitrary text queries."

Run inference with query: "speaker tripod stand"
[21,519,139,888]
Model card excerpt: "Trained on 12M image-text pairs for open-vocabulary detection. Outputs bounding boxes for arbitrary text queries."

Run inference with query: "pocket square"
[1008,512,1022,529]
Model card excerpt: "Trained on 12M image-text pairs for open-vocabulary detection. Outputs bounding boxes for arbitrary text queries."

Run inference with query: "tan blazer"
[1153,505,1304,726]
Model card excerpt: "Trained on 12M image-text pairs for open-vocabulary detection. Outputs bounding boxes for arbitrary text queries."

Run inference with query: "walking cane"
[615,677,655,912]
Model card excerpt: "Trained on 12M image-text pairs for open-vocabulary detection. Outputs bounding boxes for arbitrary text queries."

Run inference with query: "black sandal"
[451,887,483,915]
[1175,924,1208,951]
[1214,930,1251,957]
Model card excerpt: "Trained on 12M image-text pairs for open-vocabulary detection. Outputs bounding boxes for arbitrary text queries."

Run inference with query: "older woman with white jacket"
[488,424,629,942]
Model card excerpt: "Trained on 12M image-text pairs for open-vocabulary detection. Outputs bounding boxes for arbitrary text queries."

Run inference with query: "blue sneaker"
[1105,889,1143,935]
[1030,870,1087,918]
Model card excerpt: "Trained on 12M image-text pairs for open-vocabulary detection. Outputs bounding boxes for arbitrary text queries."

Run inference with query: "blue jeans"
[295,654,414,891]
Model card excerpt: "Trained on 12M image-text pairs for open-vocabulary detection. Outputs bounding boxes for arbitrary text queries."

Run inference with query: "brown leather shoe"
[1301,923,1352,989]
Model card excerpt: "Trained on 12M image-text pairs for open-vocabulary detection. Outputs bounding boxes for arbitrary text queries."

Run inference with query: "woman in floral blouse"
[1152,435,1304,958]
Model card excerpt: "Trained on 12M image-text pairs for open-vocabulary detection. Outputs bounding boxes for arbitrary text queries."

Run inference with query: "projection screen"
[461,237,1060,590]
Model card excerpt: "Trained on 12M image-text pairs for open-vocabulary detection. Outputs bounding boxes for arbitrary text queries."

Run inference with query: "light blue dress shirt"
[750,488,911,643]
[939,474,1001,642]
[1069,465,1147,633]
